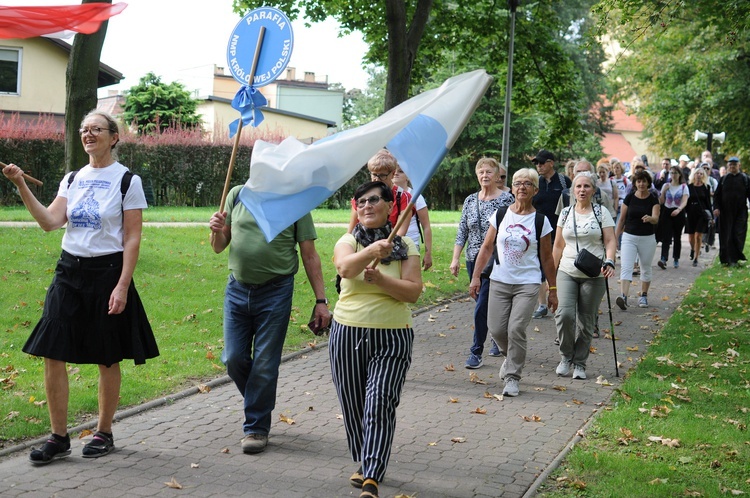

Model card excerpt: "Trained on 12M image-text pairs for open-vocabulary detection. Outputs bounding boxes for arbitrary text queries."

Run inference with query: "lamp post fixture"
[694,130,726,153]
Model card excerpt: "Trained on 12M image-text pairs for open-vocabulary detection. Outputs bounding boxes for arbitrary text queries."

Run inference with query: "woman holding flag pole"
[330,180,422,498]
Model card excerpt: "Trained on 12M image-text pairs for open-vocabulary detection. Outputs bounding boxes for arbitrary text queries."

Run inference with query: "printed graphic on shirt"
[665,184,686,206]
[503,223,532,265]
[69,180,111,229]
[566,214,600,237]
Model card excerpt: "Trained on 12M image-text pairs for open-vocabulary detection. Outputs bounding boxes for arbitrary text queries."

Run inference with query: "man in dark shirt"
[531,149,571,318]
[713,156,750,266]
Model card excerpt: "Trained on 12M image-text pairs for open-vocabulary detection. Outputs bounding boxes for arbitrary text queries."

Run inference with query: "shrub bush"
[1,112,373,209]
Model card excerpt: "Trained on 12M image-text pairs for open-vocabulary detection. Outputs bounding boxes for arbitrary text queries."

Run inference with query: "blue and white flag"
[238,69,493,241]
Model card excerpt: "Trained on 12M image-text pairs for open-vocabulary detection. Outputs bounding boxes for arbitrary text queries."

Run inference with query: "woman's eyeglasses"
[78,126,110,136]
[512,181,535,188]
[499,175,507,180]
[356,195,383,208]
[370,172,391,181]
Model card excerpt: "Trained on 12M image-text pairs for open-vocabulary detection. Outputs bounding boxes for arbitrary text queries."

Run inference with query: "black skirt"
[22,250,159,366]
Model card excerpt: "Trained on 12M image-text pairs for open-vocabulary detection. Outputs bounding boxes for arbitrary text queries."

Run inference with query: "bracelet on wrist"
[548,286,557,290]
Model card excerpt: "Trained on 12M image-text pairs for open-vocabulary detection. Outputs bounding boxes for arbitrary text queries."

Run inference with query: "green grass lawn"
[537,262,750,497]
[0,205,462,224]
[0,222,467,446]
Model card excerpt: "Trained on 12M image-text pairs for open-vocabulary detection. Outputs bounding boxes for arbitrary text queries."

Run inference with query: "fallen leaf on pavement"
[164,477,183,489]
[445,364,455,371]
[469,372,487,385]
[595,376,612,386]
[520,414,542,422]
[451,437,466,443]
[279,413,295,425]
[470,407,487,415]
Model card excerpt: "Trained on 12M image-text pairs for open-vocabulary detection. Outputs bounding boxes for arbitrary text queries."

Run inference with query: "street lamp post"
[500,0,520,170]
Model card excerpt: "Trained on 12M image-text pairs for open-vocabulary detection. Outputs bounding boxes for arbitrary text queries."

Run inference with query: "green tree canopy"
[122,72,202,135]
[596,0,750,159]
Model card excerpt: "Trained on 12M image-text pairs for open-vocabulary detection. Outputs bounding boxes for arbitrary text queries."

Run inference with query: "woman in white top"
[2,110,157,464]
[596,162,619,219]
[552,172,617,380]
[470,168,556,397]
[657,166,690,269]
[392,166,433,270]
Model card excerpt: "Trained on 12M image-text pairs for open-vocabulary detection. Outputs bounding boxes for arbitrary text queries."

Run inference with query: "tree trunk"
[383,0,434,111]
[64,0,112,172]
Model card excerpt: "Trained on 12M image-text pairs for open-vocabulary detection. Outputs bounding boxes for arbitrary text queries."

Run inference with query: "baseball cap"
[670,159,678,167]
[728,156,740,163]
[532,149,555,164]
[679,154,690,162]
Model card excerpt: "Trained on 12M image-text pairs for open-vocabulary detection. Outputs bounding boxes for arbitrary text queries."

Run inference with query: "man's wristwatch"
[315,298,329,305]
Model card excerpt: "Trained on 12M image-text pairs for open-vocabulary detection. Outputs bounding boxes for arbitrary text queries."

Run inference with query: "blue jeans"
[466,260,490,356]
[221,273,294,435]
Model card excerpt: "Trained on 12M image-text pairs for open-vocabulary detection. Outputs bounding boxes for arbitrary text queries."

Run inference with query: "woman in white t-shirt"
[552,172,617,381]
[469,168,557,397]
[657,166,690,269]
[392,166,433,270]
[2,110,157,465]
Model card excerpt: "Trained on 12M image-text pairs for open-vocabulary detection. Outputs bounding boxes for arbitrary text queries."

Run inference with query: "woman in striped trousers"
[330,181,423,498]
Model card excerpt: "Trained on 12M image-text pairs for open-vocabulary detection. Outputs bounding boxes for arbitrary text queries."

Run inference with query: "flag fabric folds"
[0,3,127,39]
[238,69,493,241]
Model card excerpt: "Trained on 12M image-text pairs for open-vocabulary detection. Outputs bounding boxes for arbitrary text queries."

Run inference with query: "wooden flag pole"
[0,161,43,186]
[370,199,416,269]
[218,25,266,213]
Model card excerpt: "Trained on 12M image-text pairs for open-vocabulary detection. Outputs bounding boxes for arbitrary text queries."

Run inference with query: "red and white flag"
[0,3,127,39]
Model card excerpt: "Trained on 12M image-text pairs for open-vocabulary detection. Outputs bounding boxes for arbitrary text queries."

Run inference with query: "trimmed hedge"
[0,114,370,208]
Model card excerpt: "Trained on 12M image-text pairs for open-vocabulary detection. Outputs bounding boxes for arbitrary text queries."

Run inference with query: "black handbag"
[572,208,603,278]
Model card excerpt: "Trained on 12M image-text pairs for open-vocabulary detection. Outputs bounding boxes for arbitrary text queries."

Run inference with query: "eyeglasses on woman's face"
[512,181,535,188]
[498,174,507,180]
[370,172,391,181]
[78,126,111,137]
[356,195,384,208]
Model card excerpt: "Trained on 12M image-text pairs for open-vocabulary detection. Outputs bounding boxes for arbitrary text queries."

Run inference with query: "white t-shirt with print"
[488,209,553,285]
[57,162,147,257]
[557,206,615,279]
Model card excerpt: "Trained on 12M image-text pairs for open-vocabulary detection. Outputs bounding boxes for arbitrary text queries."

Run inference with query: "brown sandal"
[360,478,379,498]
[350,466,364,488]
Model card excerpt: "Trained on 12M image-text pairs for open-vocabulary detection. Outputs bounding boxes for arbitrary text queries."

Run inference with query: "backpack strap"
[120,171,133,202]
[491,207,509,264]
[66,169,80,189]
[535,211,545,262]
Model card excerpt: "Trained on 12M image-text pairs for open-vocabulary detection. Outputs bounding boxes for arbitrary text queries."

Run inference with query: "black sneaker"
[29,433,71,465]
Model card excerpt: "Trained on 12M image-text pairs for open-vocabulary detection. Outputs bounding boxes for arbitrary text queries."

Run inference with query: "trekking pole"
[604,277,620,377]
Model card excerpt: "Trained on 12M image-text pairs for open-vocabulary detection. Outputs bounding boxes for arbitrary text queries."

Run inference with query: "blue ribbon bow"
[228,85,268,137]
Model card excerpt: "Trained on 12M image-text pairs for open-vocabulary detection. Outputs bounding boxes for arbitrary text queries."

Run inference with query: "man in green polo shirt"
[209,185,330,454]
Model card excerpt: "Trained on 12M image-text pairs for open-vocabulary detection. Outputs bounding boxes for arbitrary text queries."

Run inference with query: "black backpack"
[480,207,546,279]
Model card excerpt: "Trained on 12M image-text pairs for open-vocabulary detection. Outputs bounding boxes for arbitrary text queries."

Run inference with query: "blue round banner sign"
[226,7,294,87]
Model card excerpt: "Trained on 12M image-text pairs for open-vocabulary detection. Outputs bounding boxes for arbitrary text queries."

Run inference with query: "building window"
[0,48,21,94]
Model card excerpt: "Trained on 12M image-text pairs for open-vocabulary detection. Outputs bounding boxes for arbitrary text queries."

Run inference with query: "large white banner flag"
[237,69,493,241]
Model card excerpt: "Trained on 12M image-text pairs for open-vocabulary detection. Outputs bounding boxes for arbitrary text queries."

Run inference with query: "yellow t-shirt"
[333,233,419,329]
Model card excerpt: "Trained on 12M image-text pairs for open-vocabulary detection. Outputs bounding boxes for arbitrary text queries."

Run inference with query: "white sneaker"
[502,378,519,397]
[556,359,570,376]
[498,360,507,381]
[572,365,587,380]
